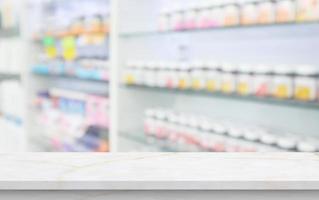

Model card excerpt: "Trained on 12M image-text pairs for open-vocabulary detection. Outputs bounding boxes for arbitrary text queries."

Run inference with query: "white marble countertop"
[0,153,319,190]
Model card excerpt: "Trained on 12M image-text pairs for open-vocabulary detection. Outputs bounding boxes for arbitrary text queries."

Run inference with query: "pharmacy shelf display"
[116,0,319,152]
[122,59,319,110]
[27,0,111,152]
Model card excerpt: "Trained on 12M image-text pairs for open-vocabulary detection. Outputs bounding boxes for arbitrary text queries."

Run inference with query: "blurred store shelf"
[124,85,319,110]
[120,22,319,39]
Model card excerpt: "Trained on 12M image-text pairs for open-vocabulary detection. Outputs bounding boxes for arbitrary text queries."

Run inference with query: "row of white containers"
[158,0,319,31]
[123,61,319,102]
[144,108,318,152]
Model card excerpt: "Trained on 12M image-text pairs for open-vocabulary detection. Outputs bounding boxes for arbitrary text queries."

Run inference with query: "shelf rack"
[124,85,319,111]
[0,73,21,81]
[33,71,109,83]
[119,22,319,39]
[0,28,20,38]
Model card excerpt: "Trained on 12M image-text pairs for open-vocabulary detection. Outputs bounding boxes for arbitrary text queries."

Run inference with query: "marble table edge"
[1,181,319,191]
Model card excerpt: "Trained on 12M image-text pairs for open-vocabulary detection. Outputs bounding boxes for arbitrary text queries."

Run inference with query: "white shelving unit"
[115,0,319,152]
[0,0,28,152]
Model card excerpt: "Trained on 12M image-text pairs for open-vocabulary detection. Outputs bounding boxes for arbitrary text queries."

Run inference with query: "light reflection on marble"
[0,153,319,190]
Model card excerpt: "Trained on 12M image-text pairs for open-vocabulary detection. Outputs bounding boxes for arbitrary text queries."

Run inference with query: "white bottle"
[297,138,318,152]
[237,64,254,96]
[158,7,171,32]
[293,65,318,101]
[184,2,199,30]
[144,62,157,87]
[296,0,319,22]
[223,0,240,26]
[177,62,191,90]
[257,0,276,24]
[276,0,296,23]
[206,61,221,92]
[156,61,168,88]
[165,62,179,89]
[277,136,297,151]
[253,65,273,97]
[272,65,294,99]
[134,62,144,86]
[240,0,258,25]
[170,4,185,31]
[210,0,224,27]
[198,0,213,29]
[220,63,237,94]
[191,61,205,90]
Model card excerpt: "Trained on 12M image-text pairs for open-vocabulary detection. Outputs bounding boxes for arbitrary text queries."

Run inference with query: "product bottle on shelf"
[177,62,191,90]
[205,61,221,92]
[296,0,319,22]
[297,138,318,152]
[165,62,179,89]
[272,65,294,99]
[277,135,297,151]
[220,63,237,94]
[257,0,276,24]
[190,61,206,90]
[210,0,225,27]
[170,3,185,31]
[223,0,240,26]
[237,64,254,96]
[276,0,296,23]
[123,61,136,85]
[144,61,157,87]
[253,65,273,97]
[197,0,213,29]
[156,61,168,88]
[240,0,258,26]
[184,2,199,30]
[158,7,170,32]
[293,65,318,101]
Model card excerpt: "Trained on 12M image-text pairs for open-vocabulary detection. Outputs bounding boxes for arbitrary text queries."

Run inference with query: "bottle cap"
[212,122,226,134]
[227,127,244,138]
[243,128,260,141]
[274,65,294,75]
[294,65,319,76]
[260,133,277,145]
[238,64,253,73]
[297,140,318,152]
[254,65,273,74]
[221,63,236,72]
[277,137,297,150]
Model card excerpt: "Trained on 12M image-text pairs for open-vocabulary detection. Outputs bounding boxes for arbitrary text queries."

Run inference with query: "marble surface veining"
[0,153,319,190]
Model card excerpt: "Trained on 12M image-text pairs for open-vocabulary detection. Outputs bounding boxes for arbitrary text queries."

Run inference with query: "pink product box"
[86,95,110,128]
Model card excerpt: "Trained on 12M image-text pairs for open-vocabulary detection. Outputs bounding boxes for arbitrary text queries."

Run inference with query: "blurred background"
[1,0,319,152]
